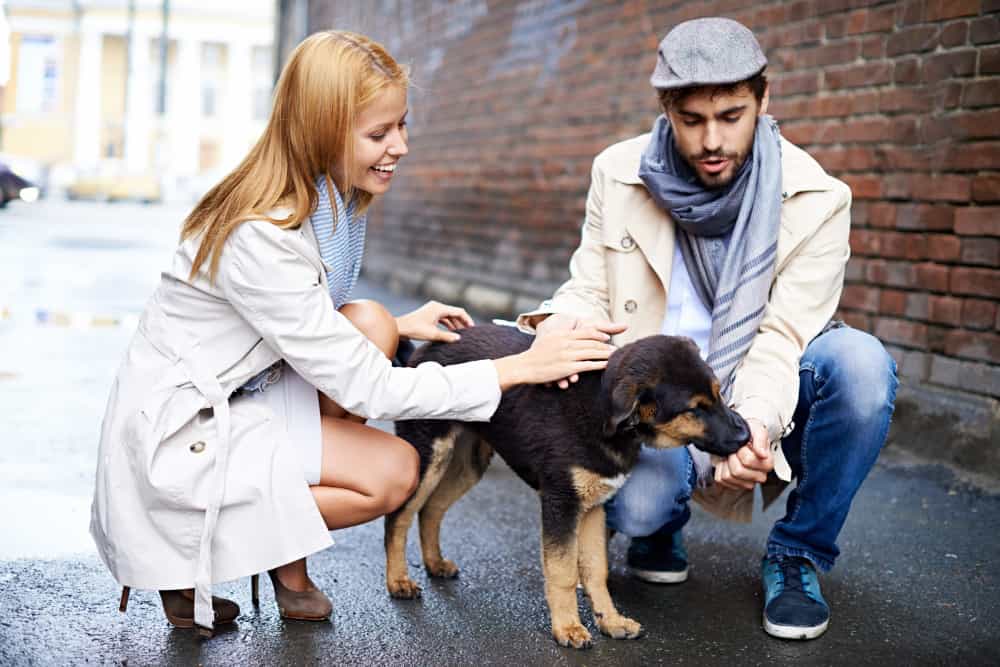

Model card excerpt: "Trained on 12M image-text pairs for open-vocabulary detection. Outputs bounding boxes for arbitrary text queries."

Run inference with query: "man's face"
[665,84,769,189]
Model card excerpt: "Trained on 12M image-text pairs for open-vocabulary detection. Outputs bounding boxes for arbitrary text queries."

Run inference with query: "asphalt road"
[1,200,998,666]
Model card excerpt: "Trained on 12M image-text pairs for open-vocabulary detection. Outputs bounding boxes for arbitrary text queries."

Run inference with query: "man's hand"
[714,418,774,491]
[535,314,627,389]
[396,301,474,343]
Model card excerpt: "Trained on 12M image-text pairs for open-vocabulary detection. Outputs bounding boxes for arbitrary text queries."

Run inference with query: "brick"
[962,238,1000,265]
[929,355,1000,397]
[923,109,1000,142]
[971,16,1000,45]
[925,0,980,21]
[906,292,930,320]
[842,311,873,331]
[879,288,907,315]
[841,284,881,312]
[866,259,916,287]
[962,80,1000,107]
[887,25,940,56]
[955,207,1000,236]
[943,142,1000,171]
[842,174,883,199]
[941,20,970,47]
[862,35,885,59]
[982,45,1000,74]
[943,329,1000,364]
[916,262,952,292]
[929,295,964,326]
[963,298,998,330]
[893,57,921,84]
[796,40,862,68]
[951,266,1000,297]
[973,174,1000,202]
[869,202,897,228]
[922,50,978,83]
[772,71,820,96]
[926,233,962,261]
[912,174,972,203]
[879,87,935,113]
[874,316,928,348]
[825,62,894,89]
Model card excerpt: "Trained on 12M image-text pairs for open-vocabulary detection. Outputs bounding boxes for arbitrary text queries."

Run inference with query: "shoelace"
[777,558,809,596]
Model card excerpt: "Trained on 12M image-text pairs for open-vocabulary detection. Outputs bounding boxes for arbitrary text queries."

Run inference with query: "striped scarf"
[638,114,783,397]
[311,175,368,309]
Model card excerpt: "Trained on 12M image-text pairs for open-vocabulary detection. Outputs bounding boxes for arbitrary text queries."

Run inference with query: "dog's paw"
[387,577,423,599]
[552,622,593,649]
[425,558,459,579]
[597,614,644,640]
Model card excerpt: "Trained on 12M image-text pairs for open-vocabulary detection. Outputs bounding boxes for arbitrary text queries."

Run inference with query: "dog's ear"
[604,384,654,438]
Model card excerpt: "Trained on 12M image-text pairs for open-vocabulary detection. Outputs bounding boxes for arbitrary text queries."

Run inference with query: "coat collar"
[603,132,834,200]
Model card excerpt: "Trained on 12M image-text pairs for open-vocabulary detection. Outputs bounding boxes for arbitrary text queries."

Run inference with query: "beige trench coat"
[91,212,502,629]
[518,134,852,522]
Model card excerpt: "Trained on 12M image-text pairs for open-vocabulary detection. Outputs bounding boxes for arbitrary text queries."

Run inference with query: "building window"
[201,42,225,117]
[17,35,60,113]
[251,45,272,121]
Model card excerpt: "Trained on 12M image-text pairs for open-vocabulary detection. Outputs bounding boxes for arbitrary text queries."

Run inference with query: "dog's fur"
[384,324,749,648]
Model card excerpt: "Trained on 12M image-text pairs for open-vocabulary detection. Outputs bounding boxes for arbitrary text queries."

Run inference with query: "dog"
[384,324,749,649]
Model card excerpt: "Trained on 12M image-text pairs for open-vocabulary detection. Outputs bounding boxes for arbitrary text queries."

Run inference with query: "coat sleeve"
[729,179,852,442]
[516,158,613,331]
[217,221,501,422]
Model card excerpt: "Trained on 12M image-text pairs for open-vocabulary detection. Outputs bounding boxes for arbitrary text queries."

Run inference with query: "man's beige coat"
[518,134,852,522]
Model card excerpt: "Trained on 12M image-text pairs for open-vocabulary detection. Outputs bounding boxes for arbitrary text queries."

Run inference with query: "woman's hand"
[534,314,627,389]
[493,327,617,391]
[396,301,474,343]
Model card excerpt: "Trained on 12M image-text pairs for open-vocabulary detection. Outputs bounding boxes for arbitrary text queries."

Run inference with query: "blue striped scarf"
[638,114,783,398]
[311,175,367,309]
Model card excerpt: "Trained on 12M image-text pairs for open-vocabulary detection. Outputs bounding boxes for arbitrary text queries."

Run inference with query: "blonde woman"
[90,31,620,636]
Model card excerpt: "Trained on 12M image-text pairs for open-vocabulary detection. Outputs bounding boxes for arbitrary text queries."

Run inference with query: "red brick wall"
[301,0,999,399]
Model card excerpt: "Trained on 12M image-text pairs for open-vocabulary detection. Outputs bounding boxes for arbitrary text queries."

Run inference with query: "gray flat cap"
[650,17,767,90]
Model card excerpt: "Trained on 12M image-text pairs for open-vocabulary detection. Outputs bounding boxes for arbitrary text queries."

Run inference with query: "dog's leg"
[419,433,493,578]
[577,504,643,640]
[385,426,458,599]
[541,497,592,649]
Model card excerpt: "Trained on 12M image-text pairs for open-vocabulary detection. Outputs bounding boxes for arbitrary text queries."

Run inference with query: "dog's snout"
[731,413,751,450]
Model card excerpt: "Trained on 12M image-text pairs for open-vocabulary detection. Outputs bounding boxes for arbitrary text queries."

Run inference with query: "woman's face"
[345,85,409,196]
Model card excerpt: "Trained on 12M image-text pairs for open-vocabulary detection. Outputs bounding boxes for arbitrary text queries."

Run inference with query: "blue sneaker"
[626,526,688,583]
[761,555,830,640]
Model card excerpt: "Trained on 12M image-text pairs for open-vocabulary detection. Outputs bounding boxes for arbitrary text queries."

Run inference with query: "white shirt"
[661,244,712,355]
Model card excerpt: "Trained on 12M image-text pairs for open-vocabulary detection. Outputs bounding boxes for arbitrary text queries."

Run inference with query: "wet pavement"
[1,200,998,665]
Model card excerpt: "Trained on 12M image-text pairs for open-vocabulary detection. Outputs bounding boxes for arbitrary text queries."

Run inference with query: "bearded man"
[517,17,898,640]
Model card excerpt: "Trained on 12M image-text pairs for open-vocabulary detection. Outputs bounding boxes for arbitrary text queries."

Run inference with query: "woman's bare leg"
[275,299,413,591]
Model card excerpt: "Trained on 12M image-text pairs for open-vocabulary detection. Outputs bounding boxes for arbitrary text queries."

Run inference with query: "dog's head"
[600,335,750,457]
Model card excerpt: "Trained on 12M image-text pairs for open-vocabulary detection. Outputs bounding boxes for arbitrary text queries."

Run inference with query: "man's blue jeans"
[604,325,898,572]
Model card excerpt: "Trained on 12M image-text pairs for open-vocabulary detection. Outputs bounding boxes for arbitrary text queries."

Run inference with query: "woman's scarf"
[638,113,783,397]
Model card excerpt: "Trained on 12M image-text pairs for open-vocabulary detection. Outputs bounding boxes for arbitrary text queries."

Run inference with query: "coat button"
[624,299,637,313]
[189,441,206,454]
[621,234,635,250]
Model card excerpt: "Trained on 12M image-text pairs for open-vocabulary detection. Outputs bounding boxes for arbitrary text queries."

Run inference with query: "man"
[517,17,897,640]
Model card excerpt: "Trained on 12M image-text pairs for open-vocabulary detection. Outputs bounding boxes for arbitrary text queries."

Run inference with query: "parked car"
[0,161,39,207]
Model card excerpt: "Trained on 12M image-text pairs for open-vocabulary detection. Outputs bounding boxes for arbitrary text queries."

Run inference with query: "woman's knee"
[339,299,399,359]
[378,441,420,514]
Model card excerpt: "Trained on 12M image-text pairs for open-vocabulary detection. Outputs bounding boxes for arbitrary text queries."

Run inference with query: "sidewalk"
[0,274,996,665]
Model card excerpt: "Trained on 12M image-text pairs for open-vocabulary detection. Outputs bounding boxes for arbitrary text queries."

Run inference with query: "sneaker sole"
[762,615,829,640]
[629,566,689,584]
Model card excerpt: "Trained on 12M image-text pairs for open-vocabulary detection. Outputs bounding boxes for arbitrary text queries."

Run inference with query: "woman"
[90,30,617,636]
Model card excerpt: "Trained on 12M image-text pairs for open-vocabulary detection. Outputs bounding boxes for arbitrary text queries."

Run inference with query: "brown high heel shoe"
[249,571,332,621]
[119,586,240,637]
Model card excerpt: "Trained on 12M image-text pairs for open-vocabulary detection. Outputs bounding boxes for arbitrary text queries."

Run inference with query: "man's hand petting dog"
[396,300,474,342]
[535,313,628,389]
[714,418,774,491]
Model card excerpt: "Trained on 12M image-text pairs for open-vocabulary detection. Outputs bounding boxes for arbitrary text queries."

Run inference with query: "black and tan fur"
[385,325,749,649]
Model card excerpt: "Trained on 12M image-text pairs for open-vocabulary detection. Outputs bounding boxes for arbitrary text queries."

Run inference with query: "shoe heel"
[196,625,213,639]
[119,586,130,613]
[251,574,260,607]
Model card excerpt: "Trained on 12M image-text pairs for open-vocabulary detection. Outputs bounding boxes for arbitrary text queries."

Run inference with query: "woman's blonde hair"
[181,30,409,281]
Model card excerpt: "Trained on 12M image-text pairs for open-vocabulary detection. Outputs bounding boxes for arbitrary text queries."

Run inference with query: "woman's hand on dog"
[714,418,774,491]
[493,326,618,391]
[535,314,628,389]
[396,301,474,343]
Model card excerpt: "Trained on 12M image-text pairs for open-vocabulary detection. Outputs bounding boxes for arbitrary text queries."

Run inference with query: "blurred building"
[2,0,275,200]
